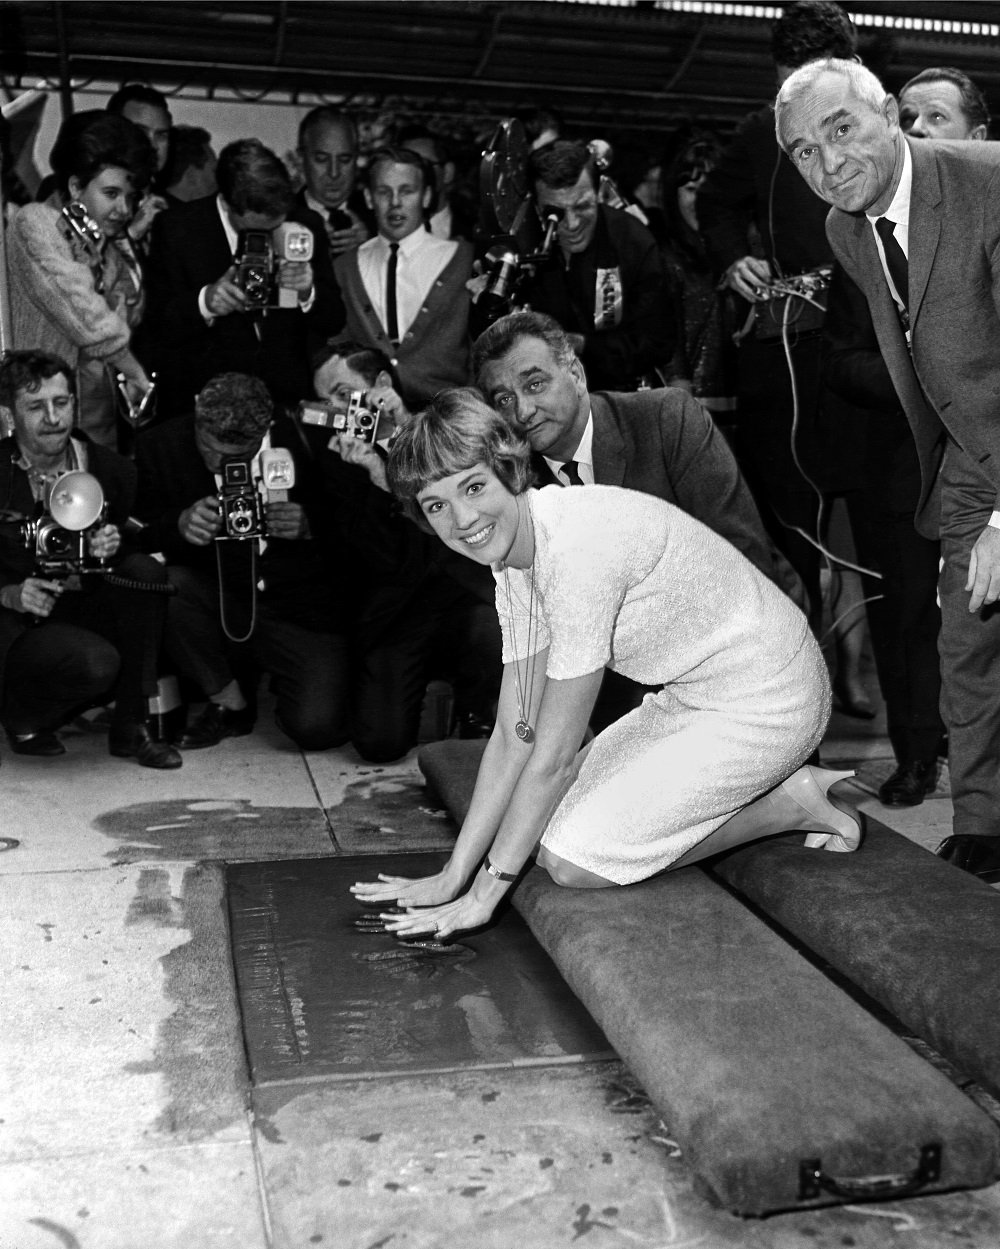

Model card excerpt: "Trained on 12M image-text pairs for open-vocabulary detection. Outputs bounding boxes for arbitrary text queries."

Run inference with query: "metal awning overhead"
[1,1,998,133]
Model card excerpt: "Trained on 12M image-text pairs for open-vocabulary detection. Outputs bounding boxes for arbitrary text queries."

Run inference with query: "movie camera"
[216,449,296,542]
[474,120,641,330]
[298,391,384,444]
[234,222,314,311]
[18,471,108,577]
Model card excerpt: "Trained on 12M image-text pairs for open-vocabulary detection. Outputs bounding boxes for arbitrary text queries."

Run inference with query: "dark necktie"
[560,460,584,486]
[874,216,909,311]
[327,206,351,232]
[385,242,400,344]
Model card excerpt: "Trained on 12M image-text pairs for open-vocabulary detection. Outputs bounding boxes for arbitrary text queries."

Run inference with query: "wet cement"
[227,852,611,1084]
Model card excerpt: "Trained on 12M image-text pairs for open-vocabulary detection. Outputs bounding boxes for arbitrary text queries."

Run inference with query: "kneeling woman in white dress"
[352,389,861,936]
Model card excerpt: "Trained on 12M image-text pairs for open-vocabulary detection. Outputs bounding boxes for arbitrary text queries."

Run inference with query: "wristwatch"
[484,855,518,882]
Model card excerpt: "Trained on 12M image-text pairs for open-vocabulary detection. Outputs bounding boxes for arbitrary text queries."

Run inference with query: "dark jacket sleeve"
[583,211,675,388]
[133,417,215,566]
[619,389,806,603]
[822,263,902,411]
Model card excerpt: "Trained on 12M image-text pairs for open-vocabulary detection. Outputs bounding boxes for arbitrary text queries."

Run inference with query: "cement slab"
[0,862,248,1160]
[0,730,327,874]
[0,1142,267,1249]
[308,749,458,853]
[251,1061,1000,1249]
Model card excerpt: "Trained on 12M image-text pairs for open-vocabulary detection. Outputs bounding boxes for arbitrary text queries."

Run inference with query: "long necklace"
[502,501,539,743]
[504,564,534,739]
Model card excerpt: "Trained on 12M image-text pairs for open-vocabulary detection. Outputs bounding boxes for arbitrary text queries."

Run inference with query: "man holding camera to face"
[134,372,351,752]
[0,351,180,768]
[310,342,501,761]
[142,139,344,420]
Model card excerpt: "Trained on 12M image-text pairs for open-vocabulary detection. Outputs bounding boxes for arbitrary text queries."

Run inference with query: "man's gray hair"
[775,57,889,153]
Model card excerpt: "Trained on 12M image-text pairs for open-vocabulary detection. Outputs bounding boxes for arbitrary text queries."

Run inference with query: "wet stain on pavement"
[91,798,336,864]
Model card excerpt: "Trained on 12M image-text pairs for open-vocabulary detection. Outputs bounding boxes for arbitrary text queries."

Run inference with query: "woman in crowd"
[5,110,154,449]
[352,389,860,938]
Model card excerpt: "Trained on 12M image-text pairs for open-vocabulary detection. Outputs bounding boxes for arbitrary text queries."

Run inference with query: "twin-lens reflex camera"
[217,449,296,542]
[234,222,314,311]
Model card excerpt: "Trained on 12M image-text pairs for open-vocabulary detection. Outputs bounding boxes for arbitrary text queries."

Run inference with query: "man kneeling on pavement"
[0,350,180,768]
[134,371,352,751]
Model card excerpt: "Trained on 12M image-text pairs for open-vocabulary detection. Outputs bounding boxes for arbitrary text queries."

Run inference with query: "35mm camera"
[298,391,383,444]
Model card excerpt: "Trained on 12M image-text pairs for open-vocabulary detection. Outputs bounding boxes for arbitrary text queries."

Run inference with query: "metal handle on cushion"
[798,1143,941,1202]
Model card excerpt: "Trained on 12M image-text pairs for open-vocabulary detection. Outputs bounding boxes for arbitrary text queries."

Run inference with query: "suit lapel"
[591,393,626,488]
[906,139,942,328]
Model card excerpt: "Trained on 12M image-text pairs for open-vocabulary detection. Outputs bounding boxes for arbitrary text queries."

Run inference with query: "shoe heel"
[781,766,862,852]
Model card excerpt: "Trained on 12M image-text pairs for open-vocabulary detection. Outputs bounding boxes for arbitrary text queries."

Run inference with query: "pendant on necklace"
[515,719,534,743]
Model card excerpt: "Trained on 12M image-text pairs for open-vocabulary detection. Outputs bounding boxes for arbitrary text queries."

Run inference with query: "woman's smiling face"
[416,463,523,566]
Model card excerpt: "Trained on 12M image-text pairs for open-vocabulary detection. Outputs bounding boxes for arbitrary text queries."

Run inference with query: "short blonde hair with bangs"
[387,388,533,511]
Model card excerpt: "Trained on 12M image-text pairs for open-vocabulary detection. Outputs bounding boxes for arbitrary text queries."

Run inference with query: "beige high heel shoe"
[786,766,862,853]
[669,766,862,869]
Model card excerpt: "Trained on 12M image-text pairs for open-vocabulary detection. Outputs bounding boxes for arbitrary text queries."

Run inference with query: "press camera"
[234,222,314,311]
[19,471,107,577]
[216,449,296,542]
[298,391,383,444]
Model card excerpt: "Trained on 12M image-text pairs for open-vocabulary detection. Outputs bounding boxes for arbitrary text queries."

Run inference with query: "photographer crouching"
[134,372,351,751]
[0,351,180,767]
[312,343,501,760]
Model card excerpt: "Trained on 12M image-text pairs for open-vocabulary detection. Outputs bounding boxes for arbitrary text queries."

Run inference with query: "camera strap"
[215,539,259,644]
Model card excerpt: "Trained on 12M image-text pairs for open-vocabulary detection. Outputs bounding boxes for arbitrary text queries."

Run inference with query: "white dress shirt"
[357,226,458,339]
[543,408,595,485]
[866,140,913,314]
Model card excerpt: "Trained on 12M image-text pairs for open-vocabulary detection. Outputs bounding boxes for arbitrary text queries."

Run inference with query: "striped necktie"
[560,460,584,486]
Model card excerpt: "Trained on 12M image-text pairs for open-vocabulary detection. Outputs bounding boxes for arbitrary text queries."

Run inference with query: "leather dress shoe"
[935,835,1000,884]
[8,730,66,757]
[175,702,255,750]
[109,721,182,769]
[878,759,938,807]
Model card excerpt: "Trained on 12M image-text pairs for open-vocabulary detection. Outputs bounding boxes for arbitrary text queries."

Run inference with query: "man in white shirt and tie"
[332,146,474,410]
[777,57,1000,881]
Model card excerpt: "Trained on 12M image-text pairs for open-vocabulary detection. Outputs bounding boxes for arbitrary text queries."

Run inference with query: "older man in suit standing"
[776,57,1000,881]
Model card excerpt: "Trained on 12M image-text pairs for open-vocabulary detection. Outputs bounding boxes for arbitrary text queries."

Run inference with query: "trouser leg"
[847,486,944,764]
[164,565,236,698]
[937,441,1000,837]
[251,614,351,751]
[68,555,172,722]
[1,619,119,734]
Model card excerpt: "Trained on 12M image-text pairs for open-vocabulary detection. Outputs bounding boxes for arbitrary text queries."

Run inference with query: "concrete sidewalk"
[2,698,998,1249]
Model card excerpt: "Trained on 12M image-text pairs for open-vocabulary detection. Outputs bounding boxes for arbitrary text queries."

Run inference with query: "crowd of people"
[2,0,998,893]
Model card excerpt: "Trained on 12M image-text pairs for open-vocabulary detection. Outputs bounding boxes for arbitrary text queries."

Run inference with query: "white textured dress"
[494,485,831,884]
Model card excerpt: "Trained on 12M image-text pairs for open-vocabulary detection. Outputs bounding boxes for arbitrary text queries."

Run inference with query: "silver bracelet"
[484,855,518,882]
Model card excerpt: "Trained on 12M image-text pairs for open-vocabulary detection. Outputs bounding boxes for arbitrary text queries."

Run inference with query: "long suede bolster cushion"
[418,741,1000,1214]
[713,823,1000,1102]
